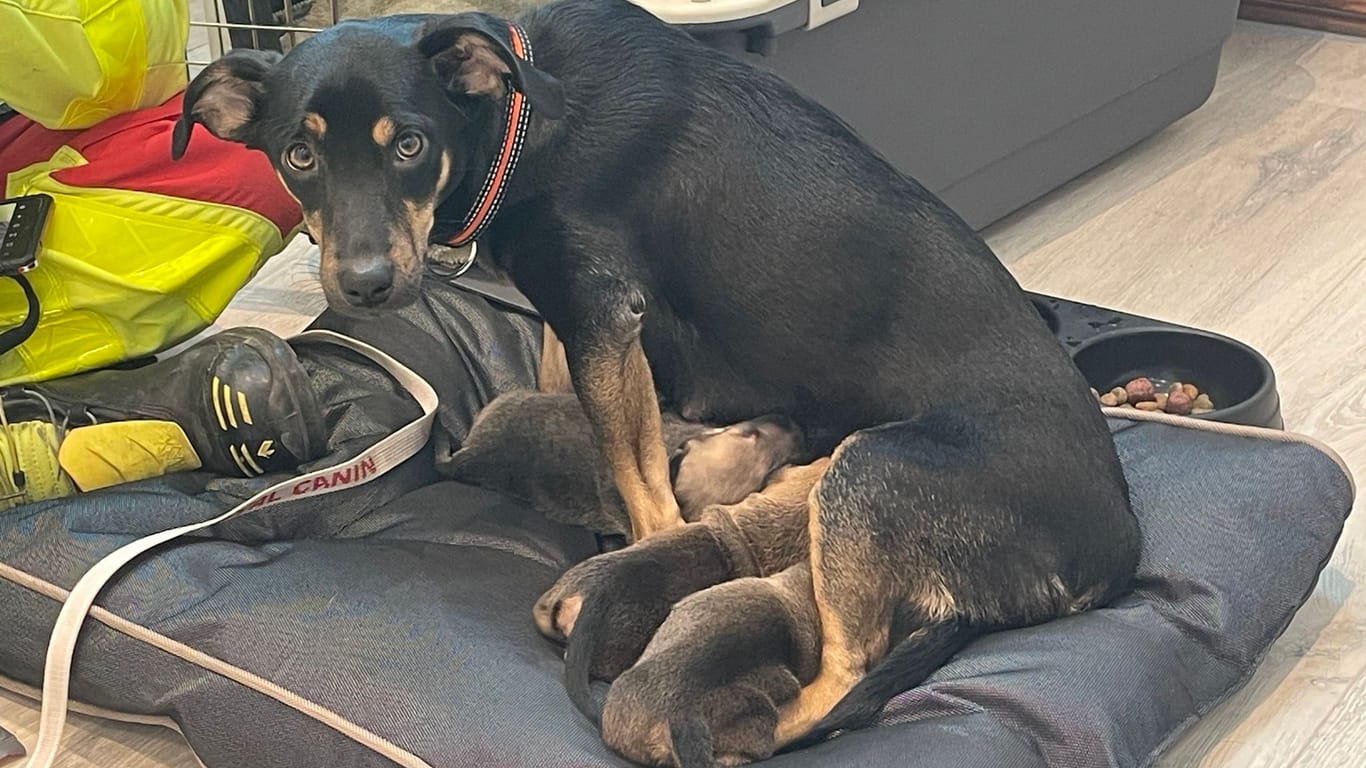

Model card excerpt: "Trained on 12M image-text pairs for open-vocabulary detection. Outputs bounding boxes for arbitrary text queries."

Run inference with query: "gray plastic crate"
[640,0,1240,228]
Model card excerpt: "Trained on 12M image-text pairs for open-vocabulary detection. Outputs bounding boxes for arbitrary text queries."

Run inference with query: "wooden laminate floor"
[2,18,1364,768]
[992,20,1366,768]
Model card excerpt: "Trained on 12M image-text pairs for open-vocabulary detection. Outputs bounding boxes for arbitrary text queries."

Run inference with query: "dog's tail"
[563,594,613,725]
[795,620,977,747]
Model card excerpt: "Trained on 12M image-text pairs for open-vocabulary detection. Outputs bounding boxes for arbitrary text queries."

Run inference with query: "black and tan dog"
[174,1,1140,763]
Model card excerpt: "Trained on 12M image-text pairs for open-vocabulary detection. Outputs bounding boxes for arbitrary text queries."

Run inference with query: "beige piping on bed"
[1100,407,1356,495]
[0,548,434,768]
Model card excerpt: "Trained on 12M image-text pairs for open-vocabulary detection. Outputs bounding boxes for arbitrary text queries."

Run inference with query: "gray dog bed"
[0,411,1354,768]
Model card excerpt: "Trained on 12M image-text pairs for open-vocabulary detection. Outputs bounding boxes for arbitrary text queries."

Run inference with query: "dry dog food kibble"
[1125,378,1156,402]
[1092,377,1216,416]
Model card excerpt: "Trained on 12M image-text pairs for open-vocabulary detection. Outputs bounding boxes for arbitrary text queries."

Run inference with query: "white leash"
[19,330,439,768]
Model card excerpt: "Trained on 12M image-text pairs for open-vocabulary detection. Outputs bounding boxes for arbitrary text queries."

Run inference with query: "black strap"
[450,274,541,319]
[0,274,40,356]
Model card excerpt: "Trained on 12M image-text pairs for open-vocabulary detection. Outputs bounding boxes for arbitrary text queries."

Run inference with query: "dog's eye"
[395,131,425,161]
[284,143,315,172]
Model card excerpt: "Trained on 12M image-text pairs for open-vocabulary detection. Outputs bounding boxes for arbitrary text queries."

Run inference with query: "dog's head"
[172,14,563,314]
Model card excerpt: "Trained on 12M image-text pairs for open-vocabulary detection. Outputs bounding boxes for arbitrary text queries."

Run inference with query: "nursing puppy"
[444,389,806,538]
[446,389,813,693]
[541,458,829,710]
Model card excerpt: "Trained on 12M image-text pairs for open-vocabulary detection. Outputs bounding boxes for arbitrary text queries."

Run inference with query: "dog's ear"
[171,49,282,159]
[417,14,566,120]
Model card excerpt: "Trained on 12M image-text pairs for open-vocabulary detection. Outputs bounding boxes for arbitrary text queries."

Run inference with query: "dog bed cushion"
[0,415,1354,768]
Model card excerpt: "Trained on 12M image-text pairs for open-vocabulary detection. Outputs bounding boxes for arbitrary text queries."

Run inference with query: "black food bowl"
[1071,328,1282,429]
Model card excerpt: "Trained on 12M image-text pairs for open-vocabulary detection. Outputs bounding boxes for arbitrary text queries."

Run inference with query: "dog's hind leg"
[774,426,981,749]
[770,519,873,747]
[566,282,681,541]
[772,433,936,749]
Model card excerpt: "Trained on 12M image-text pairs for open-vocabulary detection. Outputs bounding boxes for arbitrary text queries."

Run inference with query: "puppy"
[602,563,820,768]
[670,415,804,522]
[443,390,806,537]
[536,459,828,723]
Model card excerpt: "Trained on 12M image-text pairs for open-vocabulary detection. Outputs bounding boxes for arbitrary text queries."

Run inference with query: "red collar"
[444,22,536,248]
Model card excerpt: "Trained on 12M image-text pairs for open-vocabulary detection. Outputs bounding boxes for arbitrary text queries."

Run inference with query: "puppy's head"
[600,576,816,767]
[671,415,806,521]
[172,14,563,315]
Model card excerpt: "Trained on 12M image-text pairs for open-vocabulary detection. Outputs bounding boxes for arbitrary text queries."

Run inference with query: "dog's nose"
[339,260,395,307]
